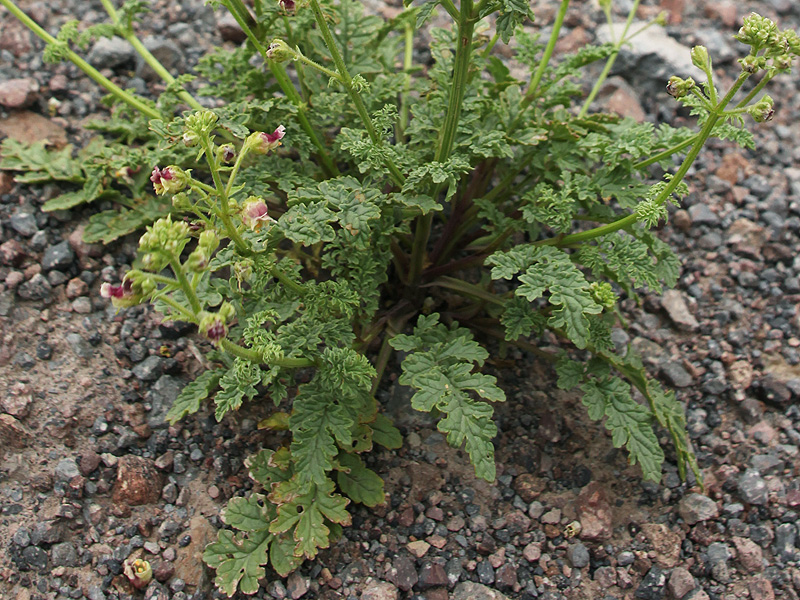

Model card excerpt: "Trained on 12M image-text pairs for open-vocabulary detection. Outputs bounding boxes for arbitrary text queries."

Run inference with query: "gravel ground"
[1,0,800,599]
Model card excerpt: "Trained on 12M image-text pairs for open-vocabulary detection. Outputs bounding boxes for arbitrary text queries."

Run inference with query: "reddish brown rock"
[641,523,682,568]
[112,455,163,506]
[513,473,545,503]
[0,240,25,266]
[576,482,613,541]
[749,577,775,600]
[733,536,763,574]
[0,111,67,147]
[0,78,39,109]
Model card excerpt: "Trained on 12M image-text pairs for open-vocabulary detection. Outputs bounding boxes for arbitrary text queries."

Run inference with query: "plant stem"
[634,134,699,169]
[520,0,570,110]
[269,265,306,295]
[481,30,501,58]
[308,0,405,186]
[170,257,202,313]
[99,0,204,111]
[158,294,198,322]
[408,0,475,286]
[426,276,506,306]
[293,51,343,81]
[577,0,641,118]
[221,0,339,177]
[398,21,414,141]
[542,71,751,247]
[219,338,316,367]
[0,0,160,119]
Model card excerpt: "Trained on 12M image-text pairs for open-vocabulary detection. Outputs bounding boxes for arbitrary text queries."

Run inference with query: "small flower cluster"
[199,302,235,344]
[150,165,189,196]
[666,75,695,98]
[244,125,286,155]
[186,229,220,272]
[735,13,800,74]
[138,216,190,271]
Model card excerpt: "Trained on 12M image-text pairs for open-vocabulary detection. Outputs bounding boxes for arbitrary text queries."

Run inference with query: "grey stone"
[88,37,135,68]
[12,527,31,547]
[417,563,448,589]
[595,22,704,96]
[476,560,495,585]
[452,582,511,600]
[41,241,74,271]
[661,290,699,332]
[387,555,417,592]
[360,580,398,600]
[136,37,184,80]
[706,542,731,564]
[66,333,93,359]
[634,566,666,599]
[737,469,769,505]
[774,523,797,560]
[10,212,38,237]
[50,542,78,567]
[147,375,183,427]
[55,458,80,482]
[661,362,693,387]
[31,520,61,545]
[133,355,165,382]
[86,585,107,600]
[688,204,720,226]
[567,542,590,568]
[22,545,48,570]
[678,493,718,525]
[668,567,695,599]
[18,273,52,301]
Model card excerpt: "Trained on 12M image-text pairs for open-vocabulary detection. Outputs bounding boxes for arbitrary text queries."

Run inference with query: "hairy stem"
[520,0,570,110]
[308,0,405,185]
[0,0,160,119]
[100,0,204,111]
[408,0,475,285]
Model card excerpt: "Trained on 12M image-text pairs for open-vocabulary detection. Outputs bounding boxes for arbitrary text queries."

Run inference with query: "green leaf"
[369,413,402,449]
[166,369,223,424]
[269,533,304,577]
[555,356,585,390]
[290,385,355,485]
[246,448,294,488]
[500,246,602,349]
[221,494,274,532]
[279,203,337,245]
[392,193,442,215]
[82,196,171,244]
[336,453,385,507]
[0,139,83,182]
[416,0,440,27]
[580,376,664,481]
[269,478,351,560]
[203,529,270,597]
[391,314,505,481]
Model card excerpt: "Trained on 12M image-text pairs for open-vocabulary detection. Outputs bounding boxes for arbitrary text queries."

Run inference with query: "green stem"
[426,276,506,306]
[170,258,202,313]
[270,264,306,295]
[398,21,414,140]
[221,0,339,177]
[293,51,343,81]
[520,0,570,109]
[99,0,204,111]
[308,0,404,186]
[219,338,316,367]
[544,71,751,247]
[634,134,699,169]
[0,0,160,119]
[158,294,198,322]
[734,72,773,108]
[408,0,475,285]
[481,30,501,58]
[224,145,249,198]
[439,0,460,20]
[577,0,641,118]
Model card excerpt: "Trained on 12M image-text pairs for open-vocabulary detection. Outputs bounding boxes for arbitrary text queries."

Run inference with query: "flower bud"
[774,53,793,71]
[185,109,219,134]
[278,0,296,13]
[218,144,236,163]
[150,166,190,196]
[739,54,764,73]
[266,39,294,63]
[748,95,774,123]
[590,282,616,310]
[199,312,228,344]
[241,196,275,231]
[172,192,192,211]
[182,130,200,147]
[124,558,152,590]
[654,11,668,27]
[186,248,208,272]
[666,76,695,98]
[247,126,286,155]
[690,45,710,70]
[735,13,779,50]
[199,229,220,252]
[100,273,151,309]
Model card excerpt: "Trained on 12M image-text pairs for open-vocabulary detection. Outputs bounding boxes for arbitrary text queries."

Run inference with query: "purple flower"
[150,166,188,195]
[279,0,296,11]
[242,197,274,231]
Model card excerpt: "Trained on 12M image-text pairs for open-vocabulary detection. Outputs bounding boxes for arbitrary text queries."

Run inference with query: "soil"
[1,0,800,599]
